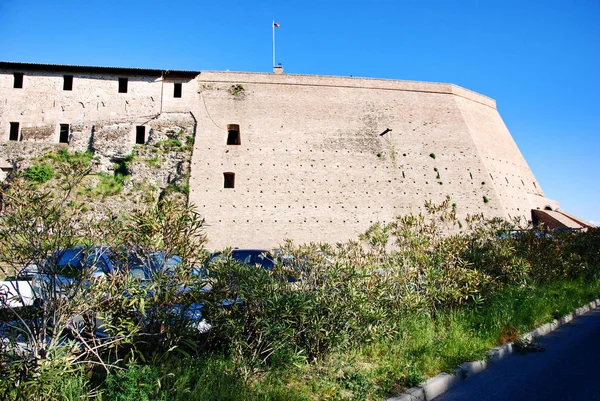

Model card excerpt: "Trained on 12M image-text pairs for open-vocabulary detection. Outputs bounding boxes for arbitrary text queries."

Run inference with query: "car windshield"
[209,250,274,269]
[112,251,154,280]
[45,246,108,277]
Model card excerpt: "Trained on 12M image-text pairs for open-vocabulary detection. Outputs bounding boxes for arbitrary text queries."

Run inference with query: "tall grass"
[35,277,600,400]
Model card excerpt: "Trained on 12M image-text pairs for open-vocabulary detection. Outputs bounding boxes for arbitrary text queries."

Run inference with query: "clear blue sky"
[1,0,598,224]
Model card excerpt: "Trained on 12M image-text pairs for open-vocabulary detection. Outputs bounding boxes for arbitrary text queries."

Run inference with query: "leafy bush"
[0,167,208,398]
[2,158,600,401]
[23,163,54,183]
[114,153,135,177]
[184,136,195,150]
[229,84,245,97]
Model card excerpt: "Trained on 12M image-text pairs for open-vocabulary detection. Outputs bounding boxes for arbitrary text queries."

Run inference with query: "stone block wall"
[188,71,545,248]
[0,66,197,144]
[0,63,557,250]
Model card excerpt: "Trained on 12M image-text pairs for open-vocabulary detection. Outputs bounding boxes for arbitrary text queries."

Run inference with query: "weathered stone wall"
[0,67,196,143]
[0,64,558,250]
[189,71,551,248]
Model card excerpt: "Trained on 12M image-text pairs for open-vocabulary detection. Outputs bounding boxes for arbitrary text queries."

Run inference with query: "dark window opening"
[9,122,19,141]
[59,124,70,143]
[227,124,240,145]
[174,83,182,98]
[224,172,235,188]
[544,206,553,211]
[13,73,23,89]
[136,126,146,144]
[63,75,73,91]
[118,77,128,93]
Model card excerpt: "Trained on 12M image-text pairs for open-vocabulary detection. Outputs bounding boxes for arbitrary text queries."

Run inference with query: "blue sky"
[1,0,598,224]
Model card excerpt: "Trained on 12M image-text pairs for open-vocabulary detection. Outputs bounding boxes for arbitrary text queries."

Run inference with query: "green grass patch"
[93,173,123,196]
[155,139,182,151]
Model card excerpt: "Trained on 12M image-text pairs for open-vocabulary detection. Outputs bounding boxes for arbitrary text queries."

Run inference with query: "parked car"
[207,249,275,270]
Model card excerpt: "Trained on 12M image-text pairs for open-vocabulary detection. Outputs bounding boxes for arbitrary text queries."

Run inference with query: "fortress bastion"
[1,62,585,249]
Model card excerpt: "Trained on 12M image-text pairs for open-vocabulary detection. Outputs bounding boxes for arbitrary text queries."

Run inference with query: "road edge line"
[386,297,600,401]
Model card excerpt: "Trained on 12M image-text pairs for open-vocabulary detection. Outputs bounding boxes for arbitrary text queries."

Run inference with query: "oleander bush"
[1,151,599,400]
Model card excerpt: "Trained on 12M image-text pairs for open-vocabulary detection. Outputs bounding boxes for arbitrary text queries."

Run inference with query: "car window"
[50,247,85,277]
[231,251,254,265]
[86,250,111,274]
[256,252,274,269]
[56,248,85,269]
[128,266,150,280]
[150,253,182,273]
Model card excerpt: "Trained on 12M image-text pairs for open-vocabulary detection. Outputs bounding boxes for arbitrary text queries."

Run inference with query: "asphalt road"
[434,308,600,401]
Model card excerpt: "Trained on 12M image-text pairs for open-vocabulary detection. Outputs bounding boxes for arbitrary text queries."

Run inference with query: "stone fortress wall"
[190,71,557,248]
[0,62,565,249]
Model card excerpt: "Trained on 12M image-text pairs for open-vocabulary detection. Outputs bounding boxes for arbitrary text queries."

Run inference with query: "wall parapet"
[198,71,497,109]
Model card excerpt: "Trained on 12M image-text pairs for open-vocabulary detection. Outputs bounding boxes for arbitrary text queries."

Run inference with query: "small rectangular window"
[63,75,73,91]
[224,172,235,188]
[13,73,23,89]
[136,126,146,144]
[9,122,20,141]
[118,77,128,93]
[59,124,70,143]
[227,124,240,145]
[173,83,182,98]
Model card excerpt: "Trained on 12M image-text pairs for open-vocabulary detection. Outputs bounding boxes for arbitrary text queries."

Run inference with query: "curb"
[386,298,600,401]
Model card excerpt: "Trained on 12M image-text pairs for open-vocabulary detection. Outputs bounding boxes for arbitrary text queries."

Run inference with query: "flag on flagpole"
[273,22,280,27]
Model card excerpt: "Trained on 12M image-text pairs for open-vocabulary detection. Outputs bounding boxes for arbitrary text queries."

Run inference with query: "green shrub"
[23,163,54,183]
[156,139,182,151]
[184,136,195,150]
[229,84,245,97]
[114,153,134,177]
[429,153,436,159]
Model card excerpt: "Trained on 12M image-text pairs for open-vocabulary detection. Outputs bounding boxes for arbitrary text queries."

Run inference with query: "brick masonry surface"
[0,64,559,249]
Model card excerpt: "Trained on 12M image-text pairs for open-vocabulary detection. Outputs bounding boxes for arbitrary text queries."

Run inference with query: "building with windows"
[0,61,591,249]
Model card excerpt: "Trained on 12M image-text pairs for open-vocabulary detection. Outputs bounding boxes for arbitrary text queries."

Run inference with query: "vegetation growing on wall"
[229,83,246,99]
[2,128,194,223]
[23,163,54,184]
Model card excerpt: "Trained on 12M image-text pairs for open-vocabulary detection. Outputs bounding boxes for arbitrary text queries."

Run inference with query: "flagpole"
[272,20,276,68]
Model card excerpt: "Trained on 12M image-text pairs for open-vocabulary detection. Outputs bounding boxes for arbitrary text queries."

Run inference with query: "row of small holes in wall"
[489,171,534,189]
[484,156,523,167]
[208,162,483,175]
[217,149,479,160]
[215,219,393,224]
[210,207,507,224]
[206,163,486,179]
[207,188,502,200]
[210,177,493,189]
[208,176,483,185]
[203,204,485,211]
